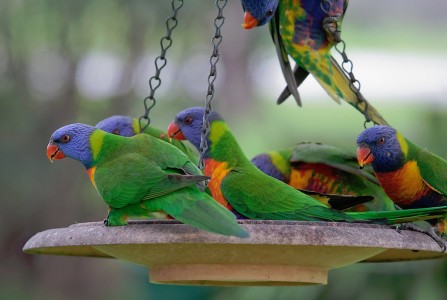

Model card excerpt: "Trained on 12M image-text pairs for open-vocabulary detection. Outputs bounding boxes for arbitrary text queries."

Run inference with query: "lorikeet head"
[251,153,288,182]
[167,107,222,150]
[356,125,406,173]
[240,0,278,29]
[47,123,95,168]
[95,115,136,137]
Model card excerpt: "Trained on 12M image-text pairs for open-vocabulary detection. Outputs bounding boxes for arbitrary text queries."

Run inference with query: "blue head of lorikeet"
[356,125,406,173]
[241,0,279,28]
[167,107,222,152]
[95,115,136,137]
[46,123,95,168]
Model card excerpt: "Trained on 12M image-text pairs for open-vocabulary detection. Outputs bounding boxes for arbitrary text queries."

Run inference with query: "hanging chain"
[198,0,227,171]
[321,0,371,128]
[138,0,184,133]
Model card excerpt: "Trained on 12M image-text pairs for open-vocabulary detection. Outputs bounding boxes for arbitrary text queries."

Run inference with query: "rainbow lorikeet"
[95,115,197,163]
[251,142,395,212]
[357,125,447,248]
[45,123,249,238]
[240,0,388,125]
[166,107,447,228]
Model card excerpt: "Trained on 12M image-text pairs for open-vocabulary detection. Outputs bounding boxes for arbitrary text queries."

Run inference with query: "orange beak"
[357,146,374,168]
[242,11,258,29]
[167,122,186,140]
[46,143,65,162]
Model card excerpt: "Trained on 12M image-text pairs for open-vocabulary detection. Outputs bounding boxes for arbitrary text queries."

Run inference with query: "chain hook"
[198,0,227,177]
[320,0,374,126]
[138,0,184,133]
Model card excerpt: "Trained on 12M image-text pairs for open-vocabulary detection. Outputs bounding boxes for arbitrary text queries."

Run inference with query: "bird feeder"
[23,220,447,286]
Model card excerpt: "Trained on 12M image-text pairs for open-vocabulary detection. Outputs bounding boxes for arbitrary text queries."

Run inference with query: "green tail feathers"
[322,57,389,126]
[142,187,249,238]
[347,206,447,225]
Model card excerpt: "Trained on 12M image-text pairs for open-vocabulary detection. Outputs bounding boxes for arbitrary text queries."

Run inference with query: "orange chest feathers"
[375,161,432,206]
[86,167,97,189]
[203,159,233,210]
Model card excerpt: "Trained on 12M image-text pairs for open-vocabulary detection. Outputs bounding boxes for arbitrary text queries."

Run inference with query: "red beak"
[167,122,186,140]
[46,143,66,162]
[242,11,258,29]
[357,146,374,167]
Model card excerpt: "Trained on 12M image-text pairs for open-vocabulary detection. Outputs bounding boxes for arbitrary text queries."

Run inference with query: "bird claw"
[397,223,447,252]
[103,218,109,226]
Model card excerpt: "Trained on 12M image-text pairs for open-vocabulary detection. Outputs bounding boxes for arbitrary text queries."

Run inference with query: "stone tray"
[23,220,446,286]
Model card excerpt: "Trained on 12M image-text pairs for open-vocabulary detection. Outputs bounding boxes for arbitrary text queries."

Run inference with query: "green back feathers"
[398,133,447,196]
[89,131,204,208]
[208,120,252,167]
[130,118,198,164]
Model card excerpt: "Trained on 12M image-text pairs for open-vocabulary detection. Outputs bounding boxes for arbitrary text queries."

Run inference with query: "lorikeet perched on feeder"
[167,107,447,229]
[251,142,395,212]
[46,123,249,238]
[240,0,389,125]
[357,125,447,247]
[96,116,372,211]
[95,115,197,163]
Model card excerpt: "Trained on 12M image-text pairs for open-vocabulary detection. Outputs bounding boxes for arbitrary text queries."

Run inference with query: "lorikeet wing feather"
[290,142,378,184]
[93,138,206,209]
[347,206,447,225]
[269,10,305,106]
[302,190,373,211]
[416,147,447,196]
[141,187,249,238]
[252,142,395,211]
[219,164,357,222]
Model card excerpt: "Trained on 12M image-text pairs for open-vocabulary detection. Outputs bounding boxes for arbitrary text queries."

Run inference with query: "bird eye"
[112,129,120,135]
[378,137,385,145]
[266,9,274,17]
[61,134,71,143]
[184,116,193,125]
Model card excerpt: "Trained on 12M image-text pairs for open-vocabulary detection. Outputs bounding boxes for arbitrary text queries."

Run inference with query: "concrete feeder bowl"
[23,220,447,286]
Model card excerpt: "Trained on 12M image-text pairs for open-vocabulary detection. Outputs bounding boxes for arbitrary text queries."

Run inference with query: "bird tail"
[300,190,374,211]
[141,187,249,238]
[314,56,389,126]
[346,206,447,225]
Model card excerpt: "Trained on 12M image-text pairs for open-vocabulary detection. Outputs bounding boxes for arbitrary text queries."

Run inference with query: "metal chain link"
[198,0,227,172]
[138,0,184,133]
[320,0,371,128]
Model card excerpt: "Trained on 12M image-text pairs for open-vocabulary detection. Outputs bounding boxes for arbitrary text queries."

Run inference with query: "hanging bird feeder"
[24,0,447,287]
[23,220,446,286]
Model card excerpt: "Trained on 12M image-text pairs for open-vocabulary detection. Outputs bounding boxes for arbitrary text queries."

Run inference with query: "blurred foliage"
[1,0,447,299]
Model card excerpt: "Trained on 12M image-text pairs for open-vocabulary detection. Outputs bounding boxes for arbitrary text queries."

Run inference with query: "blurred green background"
[1,0,447,299]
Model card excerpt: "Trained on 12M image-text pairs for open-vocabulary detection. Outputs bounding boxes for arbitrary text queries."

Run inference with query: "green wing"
[94,134,205,208]
[220,168,352,222]
[348,206,447,225]
[141,187,248,238]
[416,146,447,196]
[269,11,304,106]
[290,142,378,184]
[290,142,395,211]
[94,153,203,208]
